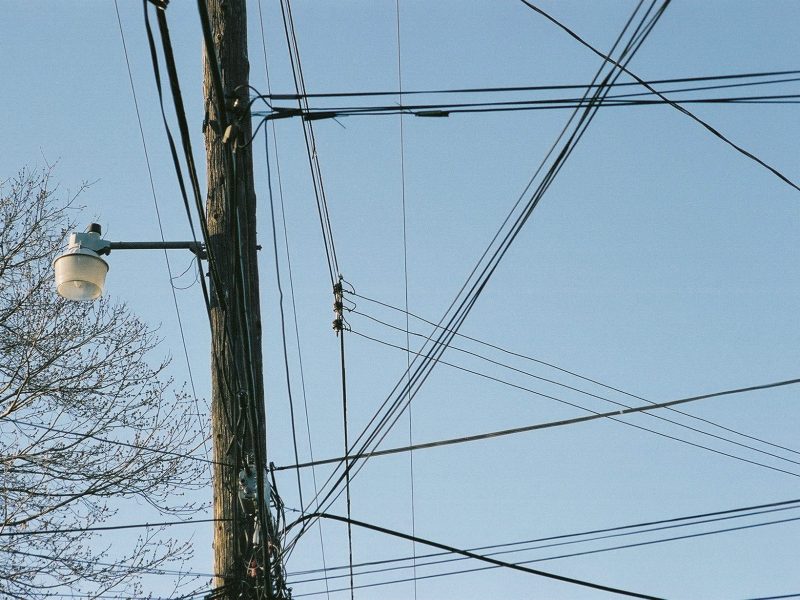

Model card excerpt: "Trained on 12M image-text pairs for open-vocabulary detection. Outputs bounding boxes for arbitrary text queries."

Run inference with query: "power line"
[287,496,800,578]
[114,0,211,473]
[279,0,340,286]
[264,87,305,518]
[0,518,225,537]
[251,68,800,120]
[254,92,800,121]
[286,512,663,599]
[347,311,800,473]
[259,68,800,100]
[289,510,800,597]
[272,374,800,472]
[349,291,800,459]
[255,5,333,597]
[289,2,672,542]
[288,503,800,587]
[256,0,332,593]
[519,0,800,194]
[3,416,227,467]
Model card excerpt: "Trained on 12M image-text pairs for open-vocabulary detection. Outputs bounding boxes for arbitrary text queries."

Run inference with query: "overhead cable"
[519,0,800,193]
[345,312,800,474]
[287,496,800,578]
[349,291,800,459]
[287,512,663,599]
[260,68,800,100]
[290,1,671,540]
[0,518,226,537]
[289,511,800,597]
[273,374,800,472]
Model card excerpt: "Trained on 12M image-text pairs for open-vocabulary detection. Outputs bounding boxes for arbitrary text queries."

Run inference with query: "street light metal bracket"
[54,223,207,301]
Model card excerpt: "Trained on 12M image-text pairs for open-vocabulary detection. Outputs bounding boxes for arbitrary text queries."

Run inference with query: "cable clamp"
[333,276,345,333]
[222,123,240,145]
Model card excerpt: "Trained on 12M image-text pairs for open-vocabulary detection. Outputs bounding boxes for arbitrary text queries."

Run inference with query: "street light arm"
[108,241,207,259]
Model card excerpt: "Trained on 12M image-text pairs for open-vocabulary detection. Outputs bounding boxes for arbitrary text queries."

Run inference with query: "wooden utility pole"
[202,2,276,598]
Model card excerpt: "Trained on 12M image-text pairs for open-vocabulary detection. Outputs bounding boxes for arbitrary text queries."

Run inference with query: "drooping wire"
[287,513,663,600]
[287,500,800,586]
[251,70,800,121]
[288,509,800,597]
[114,0,211,472]
[253,91,800,120]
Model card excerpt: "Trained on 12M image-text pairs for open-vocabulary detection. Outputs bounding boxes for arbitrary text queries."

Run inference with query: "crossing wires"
[289,0,672,541]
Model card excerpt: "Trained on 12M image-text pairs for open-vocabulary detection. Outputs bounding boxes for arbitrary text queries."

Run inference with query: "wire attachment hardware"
[333,276,345,333]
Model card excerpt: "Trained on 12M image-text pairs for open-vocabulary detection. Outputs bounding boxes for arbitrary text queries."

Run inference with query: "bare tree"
[0,168,210,599]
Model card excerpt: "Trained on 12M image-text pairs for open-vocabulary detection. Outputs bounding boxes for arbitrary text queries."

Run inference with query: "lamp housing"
[53,225,111,301]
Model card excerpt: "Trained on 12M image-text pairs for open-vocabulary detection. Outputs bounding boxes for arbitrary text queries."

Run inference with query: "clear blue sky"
[2,1,800,598]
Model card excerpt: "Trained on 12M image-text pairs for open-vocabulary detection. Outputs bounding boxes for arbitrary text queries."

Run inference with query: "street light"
[54,223,206,301]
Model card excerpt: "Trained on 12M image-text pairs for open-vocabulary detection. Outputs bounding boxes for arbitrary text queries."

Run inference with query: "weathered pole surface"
[202,1,268,597]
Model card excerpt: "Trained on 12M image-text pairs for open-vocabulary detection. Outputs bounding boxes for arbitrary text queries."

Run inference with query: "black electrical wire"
[338,327,355,599]
[115,0,211,473]
[251,98,800,125]
[286,513,663,599]
[0,518,225,537]
[286,3,668,548]
[288,503,800,586]
[519,0,800,194]
[265,112,305,516]
[259,68,800,100]
[279,0,340,286]
[146,5,222,292]
[348,311,800,471]
[250,67,800,122]
[293,1,670,537]
[287,496,800,577]
[289,511,800,597]
[254,89,800,120]
[141,1,204,256]
[272,370,800,473]
[256,1,332,593]
[349,291,800,459]
[4,416,226,467]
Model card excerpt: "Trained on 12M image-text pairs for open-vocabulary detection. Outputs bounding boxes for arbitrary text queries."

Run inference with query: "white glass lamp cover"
[54,247,109,301]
